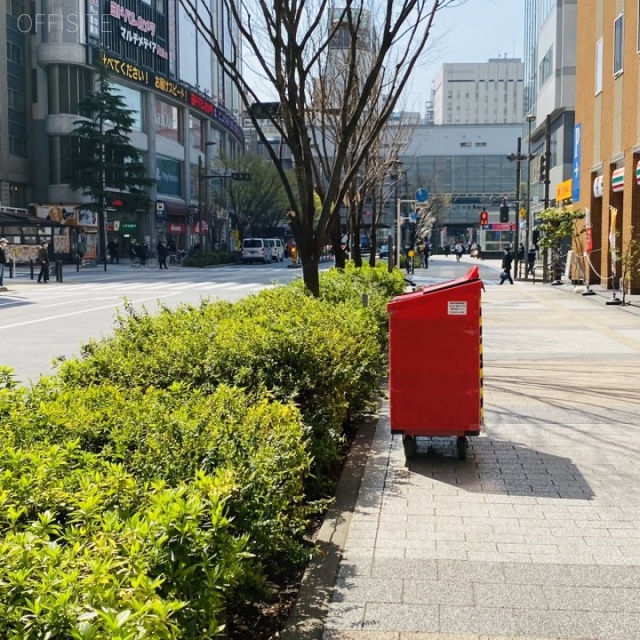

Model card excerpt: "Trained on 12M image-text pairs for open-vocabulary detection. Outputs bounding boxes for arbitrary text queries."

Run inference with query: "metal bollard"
[56,260,63,282]
[77,256,80,272]
[30,259,34,280]
[9,260,14,279]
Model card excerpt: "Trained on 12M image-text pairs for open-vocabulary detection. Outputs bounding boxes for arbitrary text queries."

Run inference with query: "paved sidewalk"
[286,257,640,640]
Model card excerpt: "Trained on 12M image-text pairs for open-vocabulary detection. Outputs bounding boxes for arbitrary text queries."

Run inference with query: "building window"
[538,45,553,88]
[8,88,25,112]
[614,13,624,75]
[155,99,183,143]
[9,182,27,208]
[189,115,204,150]
[7,0,24,19]
[111,82,144,130]
[6,41,23,65]
[595,37,603,94]
[49,66,94,116]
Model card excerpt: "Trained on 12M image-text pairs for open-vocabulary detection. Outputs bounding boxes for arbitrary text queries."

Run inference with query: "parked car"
[266,238,284,261]
[379,244,390,259]
[241,238,272,264]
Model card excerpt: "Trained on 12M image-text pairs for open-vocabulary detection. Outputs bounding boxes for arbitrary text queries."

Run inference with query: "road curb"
[280,414,379,639]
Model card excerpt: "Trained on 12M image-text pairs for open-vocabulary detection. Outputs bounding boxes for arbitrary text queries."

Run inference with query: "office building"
[0,0,244,258]
[432,59,524,126]
[524,0,577,233]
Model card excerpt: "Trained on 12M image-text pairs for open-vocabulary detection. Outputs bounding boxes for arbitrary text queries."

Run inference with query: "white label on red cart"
[448,301,467,315]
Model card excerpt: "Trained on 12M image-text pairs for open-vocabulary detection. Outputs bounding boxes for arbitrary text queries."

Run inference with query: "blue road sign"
[415,188,429,203]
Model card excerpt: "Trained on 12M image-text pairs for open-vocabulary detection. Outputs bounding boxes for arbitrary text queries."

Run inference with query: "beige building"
[432,59,524,126]
[575,0,640,291]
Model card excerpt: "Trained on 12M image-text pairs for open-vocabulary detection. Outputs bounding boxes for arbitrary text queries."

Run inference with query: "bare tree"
[181,0,464,294]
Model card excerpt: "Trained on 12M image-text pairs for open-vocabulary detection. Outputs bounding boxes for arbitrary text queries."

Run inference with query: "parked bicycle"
[167,250,186,266]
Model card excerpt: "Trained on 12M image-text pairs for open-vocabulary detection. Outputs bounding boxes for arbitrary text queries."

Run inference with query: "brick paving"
[321,258,640,640]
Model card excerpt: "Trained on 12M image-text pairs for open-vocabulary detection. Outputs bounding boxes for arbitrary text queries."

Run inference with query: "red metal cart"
[387,266,484,460]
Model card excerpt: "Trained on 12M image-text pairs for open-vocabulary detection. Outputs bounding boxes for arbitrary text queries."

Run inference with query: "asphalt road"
[0,260,309,385]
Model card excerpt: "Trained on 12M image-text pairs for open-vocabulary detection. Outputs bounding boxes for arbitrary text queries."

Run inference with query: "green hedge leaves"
[0,264,403,637]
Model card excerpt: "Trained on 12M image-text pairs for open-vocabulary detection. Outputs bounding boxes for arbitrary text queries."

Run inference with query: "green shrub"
[0,442,248,638]
[56,286,382,485]
[2,383,311,567]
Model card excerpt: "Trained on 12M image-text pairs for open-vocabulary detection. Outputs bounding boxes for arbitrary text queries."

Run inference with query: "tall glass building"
[2,0,245,259]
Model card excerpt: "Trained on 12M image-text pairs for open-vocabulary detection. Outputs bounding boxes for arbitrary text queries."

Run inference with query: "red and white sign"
[488,223,515,231]
[166,222,186,233]
[585,224,593,253]
[192,221,208,233]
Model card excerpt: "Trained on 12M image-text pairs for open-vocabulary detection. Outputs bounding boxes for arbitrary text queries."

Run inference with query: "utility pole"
[507,135,536,279]
[543,114,551,208]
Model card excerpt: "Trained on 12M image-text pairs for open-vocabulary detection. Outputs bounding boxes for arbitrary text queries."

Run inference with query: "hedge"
[0,264,404,637]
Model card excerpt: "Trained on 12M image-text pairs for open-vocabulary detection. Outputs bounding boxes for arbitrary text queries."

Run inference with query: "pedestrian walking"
[76,239,86,266]
[37,241,51,283]
[422,242,429,269]
[454,241,463,262]
[499,246,514,285]
[476,243,483,260]
[157,240,168,269]
[107,239,118,264]
[0,237,8,288]
[527,243,537,276]
[444,244,450,258]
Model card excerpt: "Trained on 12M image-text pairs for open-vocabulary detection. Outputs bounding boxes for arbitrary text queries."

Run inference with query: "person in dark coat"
[499,246,514,285]
[527,244,537,276]
[157,240,168,269]
[37,241,50,283]
[0,237,7,288]
[136,241,148,266]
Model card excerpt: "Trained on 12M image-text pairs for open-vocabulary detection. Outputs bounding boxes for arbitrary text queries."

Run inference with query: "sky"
[242,0,524,114]
[403,0,525,112]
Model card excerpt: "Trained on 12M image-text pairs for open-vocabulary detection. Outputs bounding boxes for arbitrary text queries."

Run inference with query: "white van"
[241,238,272,264]
[266,238,284,262]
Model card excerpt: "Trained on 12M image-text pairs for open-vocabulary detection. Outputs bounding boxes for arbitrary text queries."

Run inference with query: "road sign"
[409,212,418,223]
[415,188,429,203]
[519,207,526,219]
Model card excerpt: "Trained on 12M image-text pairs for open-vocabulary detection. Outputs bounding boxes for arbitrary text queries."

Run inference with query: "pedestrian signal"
[479,210,488,226]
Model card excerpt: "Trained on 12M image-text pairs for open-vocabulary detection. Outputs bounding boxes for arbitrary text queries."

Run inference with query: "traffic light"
[479,210,488,227]
[231,172,251,181]
[539,154,546,184]
[499,198,509,223]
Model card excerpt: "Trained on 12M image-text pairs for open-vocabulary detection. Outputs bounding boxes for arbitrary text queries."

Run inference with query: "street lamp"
[507,135,535,279]
[391,157,403,267]
[198,168,252,257]
[196,141,217,258]
[525,114,536,251]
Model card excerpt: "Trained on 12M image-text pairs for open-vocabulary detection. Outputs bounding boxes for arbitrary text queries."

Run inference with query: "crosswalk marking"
[54,280,267,293]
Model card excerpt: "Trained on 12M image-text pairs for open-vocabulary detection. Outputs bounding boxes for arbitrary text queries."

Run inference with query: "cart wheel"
[456,436,468,461]
[403,435,417,460]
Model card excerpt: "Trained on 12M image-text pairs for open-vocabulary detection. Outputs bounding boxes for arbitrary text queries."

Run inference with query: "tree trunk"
[352,214,362,267]
[330,216,347,269]
[302,256,320,297]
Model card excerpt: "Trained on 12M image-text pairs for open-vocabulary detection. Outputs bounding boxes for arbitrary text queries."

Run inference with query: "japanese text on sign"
[110,1,156,35]
[447,301,467,316]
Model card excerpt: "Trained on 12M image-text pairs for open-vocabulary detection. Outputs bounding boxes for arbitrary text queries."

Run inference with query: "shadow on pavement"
[406,436,594,500]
